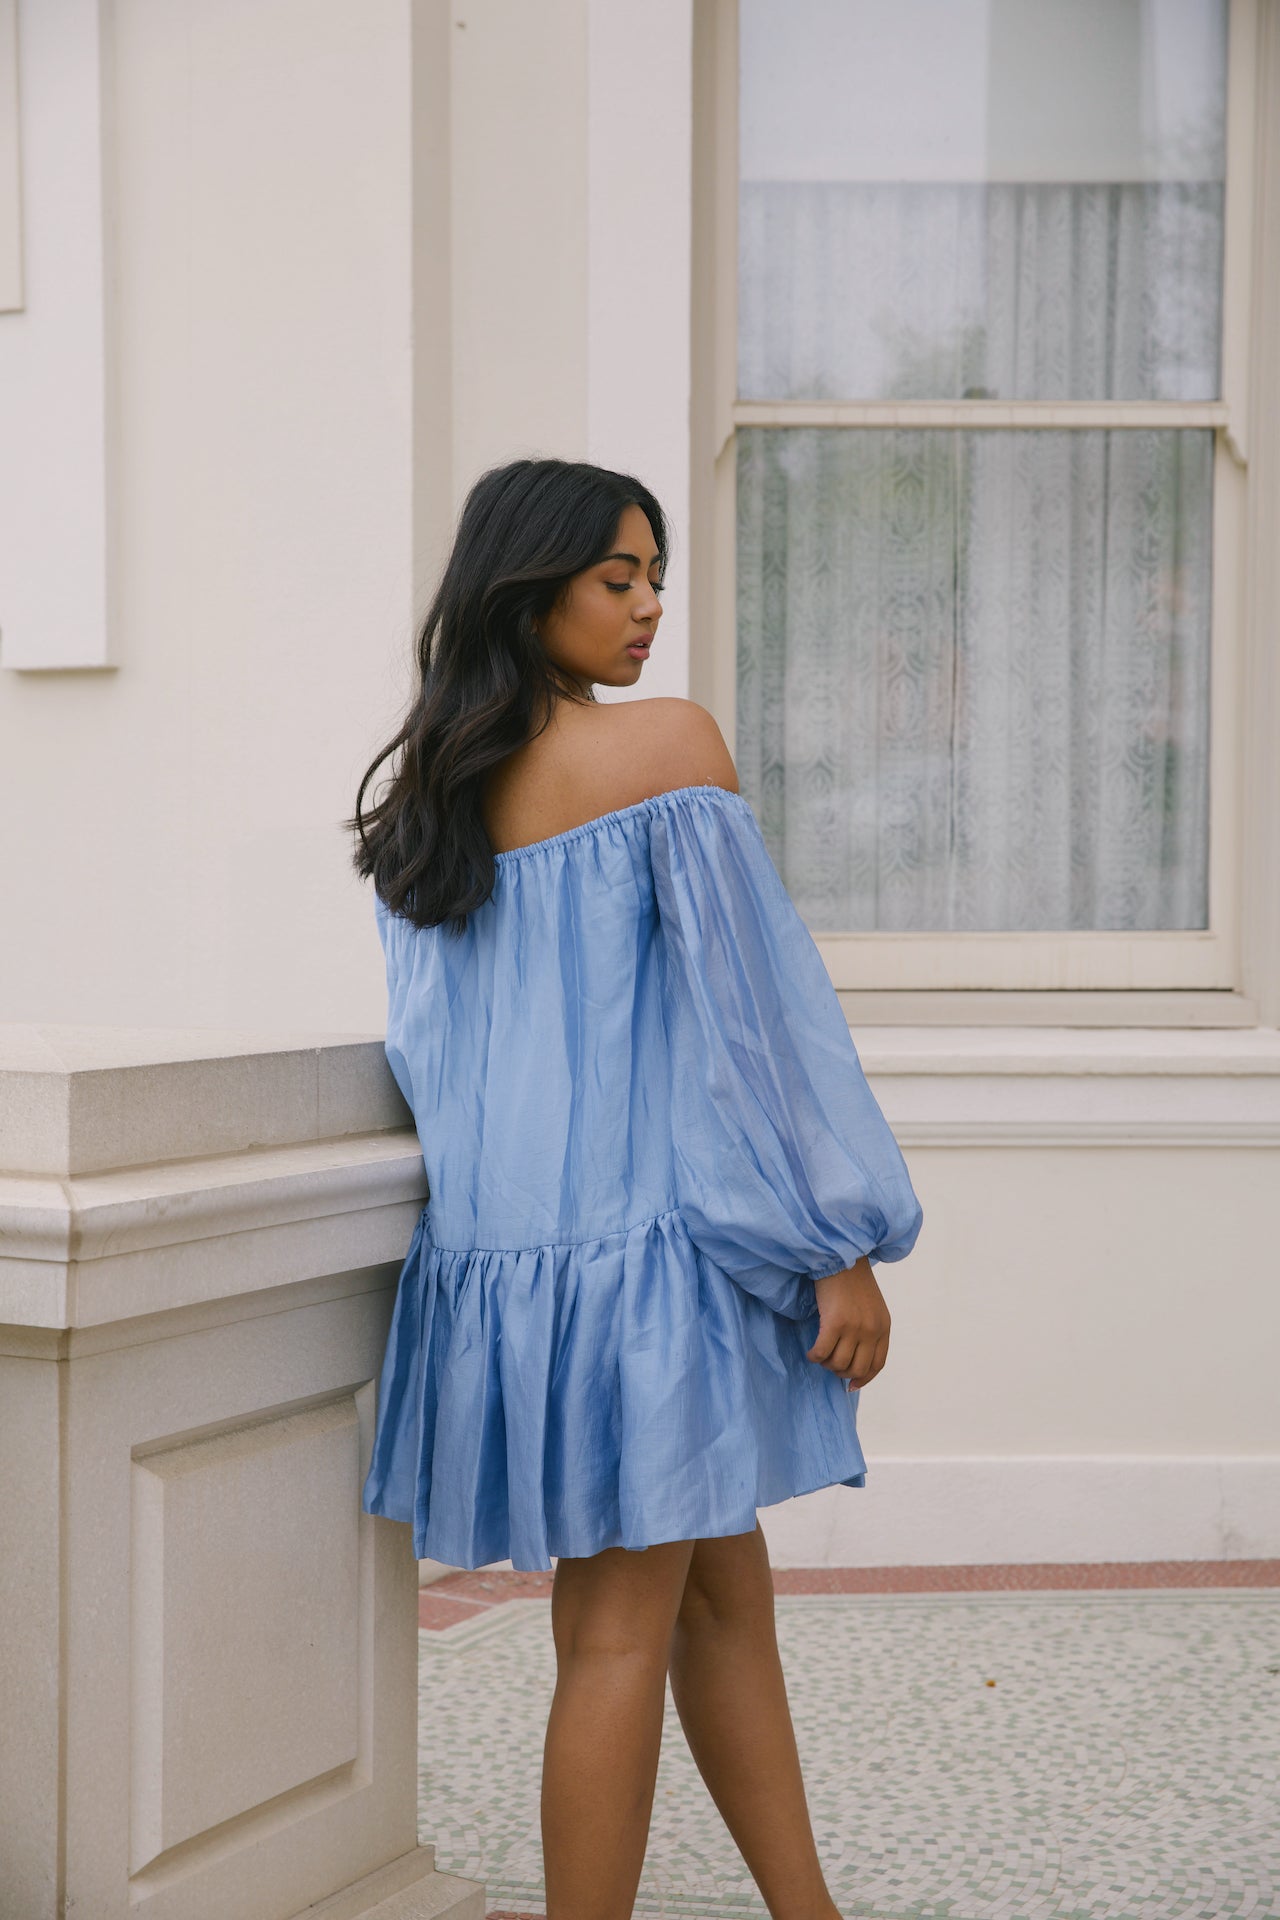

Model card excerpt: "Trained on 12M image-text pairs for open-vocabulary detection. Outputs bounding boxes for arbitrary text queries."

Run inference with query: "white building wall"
[1,2,1276,1561]
[1,0,414,1031]
[1,0,698,1025]
[446,0,588,497]
[585,0,695,702]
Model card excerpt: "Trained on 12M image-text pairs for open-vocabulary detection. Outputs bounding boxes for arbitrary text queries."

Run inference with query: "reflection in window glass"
[736,428,1212,932]
[738,0,1227,402]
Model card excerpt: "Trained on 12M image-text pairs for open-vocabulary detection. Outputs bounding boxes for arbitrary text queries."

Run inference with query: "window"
[696,0,1258,1003]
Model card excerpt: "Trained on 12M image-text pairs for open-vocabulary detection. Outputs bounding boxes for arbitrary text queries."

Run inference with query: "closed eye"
[607,581,665,593]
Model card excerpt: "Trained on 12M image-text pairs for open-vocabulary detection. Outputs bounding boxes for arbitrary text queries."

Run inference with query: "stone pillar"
[0,1027,484,1920]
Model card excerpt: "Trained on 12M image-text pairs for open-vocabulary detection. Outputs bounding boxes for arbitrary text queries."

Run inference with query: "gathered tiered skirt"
[361,1202,866,1572]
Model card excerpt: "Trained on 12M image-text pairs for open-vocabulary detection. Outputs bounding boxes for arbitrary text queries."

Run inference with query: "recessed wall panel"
[130,1395,362,1873]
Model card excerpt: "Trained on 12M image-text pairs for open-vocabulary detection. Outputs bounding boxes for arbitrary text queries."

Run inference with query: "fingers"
[807,1325,890,1387]
[844,1329,889,1388]
[805,1323,840,1364]
[840,1331,880,1388]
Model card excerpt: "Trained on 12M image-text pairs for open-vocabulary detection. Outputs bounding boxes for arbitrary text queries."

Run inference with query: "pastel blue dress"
[362,782,923,1571]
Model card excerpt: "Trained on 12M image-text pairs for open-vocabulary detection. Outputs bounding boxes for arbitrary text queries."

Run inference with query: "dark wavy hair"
[345,457,672,937]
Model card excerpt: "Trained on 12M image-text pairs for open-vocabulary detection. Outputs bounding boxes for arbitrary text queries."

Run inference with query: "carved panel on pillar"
[129,1390,367,1880]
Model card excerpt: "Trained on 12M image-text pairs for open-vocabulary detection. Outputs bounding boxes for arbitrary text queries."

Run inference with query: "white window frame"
[690,0,1278,1026]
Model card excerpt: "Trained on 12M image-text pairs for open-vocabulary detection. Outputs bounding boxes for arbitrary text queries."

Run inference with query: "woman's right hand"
[806,1257,891,1389]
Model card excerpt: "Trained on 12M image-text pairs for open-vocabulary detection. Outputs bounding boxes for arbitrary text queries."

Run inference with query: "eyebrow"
[601,551,661,567]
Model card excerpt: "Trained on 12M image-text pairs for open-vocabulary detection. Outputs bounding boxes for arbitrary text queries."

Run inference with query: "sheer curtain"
[736,181,1220,934]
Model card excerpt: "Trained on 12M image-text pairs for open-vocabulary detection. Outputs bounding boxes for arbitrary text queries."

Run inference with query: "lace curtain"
[735,182,1220,932]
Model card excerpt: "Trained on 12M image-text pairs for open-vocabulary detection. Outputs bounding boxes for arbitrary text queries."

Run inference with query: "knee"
[551,1539,694,1667]
[673,1525,772,1633]
[552,1619,671,1673]
[674,1569,734,1633]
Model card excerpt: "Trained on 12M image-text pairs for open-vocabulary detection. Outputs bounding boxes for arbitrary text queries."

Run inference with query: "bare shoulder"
[482,695,739,853]
[600,696,739,803]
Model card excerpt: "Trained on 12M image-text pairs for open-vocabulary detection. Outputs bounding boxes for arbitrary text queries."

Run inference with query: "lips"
[626,638,652,655]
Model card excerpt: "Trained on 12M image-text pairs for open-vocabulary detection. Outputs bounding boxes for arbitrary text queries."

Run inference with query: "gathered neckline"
[490,782,752,866]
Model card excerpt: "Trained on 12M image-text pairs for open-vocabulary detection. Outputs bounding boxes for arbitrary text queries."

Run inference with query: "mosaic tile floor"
[418,1574,1280,1920]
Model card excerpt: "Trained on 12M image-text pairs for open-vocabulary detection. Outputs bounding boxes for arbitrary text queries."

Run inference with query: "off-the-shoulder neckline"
[491,781,753,866]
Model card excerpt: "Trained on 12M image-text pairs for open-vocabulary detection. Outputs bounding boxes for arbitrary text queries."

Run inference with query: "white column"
[0,1025,483,1920]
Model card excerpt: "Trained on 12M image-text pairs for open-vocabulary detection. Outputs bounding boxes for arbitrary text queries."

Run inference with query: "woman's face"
[536,503,665,699]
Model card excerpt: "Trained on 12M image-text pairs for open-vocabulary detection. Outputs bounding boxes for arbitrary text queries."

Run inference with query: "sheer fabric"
[736,174,1217,933]
[739,181,1224,406]
[650,785,922,1297]
[736,424,1213,932]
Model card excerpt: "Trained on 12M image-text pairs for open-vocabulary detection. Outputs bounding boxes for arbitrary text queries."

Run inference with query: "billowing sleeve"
[650,788,923,1321]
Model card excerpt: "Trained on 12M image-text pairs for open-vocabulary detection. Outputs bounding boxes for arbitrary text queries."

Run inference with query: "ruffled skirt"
[361,1204,866,1572]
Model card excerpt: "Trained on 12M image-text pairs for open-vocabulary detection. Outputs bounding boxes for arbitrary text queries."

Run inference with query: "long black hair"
[346,457,672,937]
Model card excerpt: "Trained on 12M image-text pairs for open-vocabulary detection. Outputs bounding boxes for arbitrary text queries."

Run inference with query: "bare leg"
[667,1521,841,1920]
[542,1537,695,1920]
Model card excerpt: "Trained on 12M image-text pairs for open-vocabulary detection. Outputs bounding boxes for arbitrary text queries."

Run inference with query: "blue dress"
[361,782,923,1571]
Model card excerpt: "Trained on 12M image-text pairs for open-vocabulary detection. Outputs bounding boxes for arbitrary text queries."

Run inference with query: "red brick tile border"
[769,1559,1280,1593]
[421,1558,1280,1628]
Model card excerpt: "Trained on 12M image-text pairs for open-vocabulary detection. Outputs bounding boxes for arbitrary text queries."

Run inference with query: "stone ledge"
[855,1023,1280,1076]
[0,1131,428,1262]
[858,1026,1280,1142]
[0,1023,412,1177]
[0,1129,429,1331]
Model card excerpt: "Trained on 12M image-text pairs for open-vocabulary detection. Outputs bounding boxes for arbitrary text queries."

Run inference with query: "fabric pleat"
[362,1203,869,1572]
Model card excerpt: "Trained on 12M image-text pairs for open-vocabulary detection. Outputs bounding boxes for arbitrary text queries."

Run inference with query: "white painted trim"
[0,0,21,311]
[893,1119,1280,1147]
[757,1456,1280,1566]
[835,989,1261,1027]
[410,0,455,624]
[1222,0,1259,461]
[849,1022,1280,1072]
[1239,1,1280,1027]
[701,0,737,729]
[880,1079,1280,1144]
[816,928,1237,993]
[734,401,1233,430]
[586,0,694,707]
[0,0,116,670]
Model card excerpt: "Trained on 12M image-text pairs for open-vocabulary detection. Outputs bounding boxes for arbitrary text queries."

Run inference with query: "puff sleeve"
[650,787,923,1322]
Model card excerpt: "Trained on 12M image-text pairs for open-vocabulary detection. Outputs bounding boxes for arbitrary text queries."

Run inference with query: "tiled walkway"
[418,1564,1280,1920]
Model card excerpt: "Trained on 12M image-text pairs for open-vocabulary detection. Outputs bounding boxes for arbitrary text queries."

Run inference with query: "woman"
[348,457,923,1920]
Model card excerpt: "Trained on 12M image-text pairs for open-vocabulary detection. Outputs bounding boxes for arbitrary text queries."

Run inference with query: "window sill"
[852,1023,1280,1146]
[836,991,1259,1029]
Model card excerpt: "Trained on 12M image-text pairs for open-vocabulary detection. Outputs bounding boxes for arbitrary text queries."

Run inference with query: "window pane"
[739,0,1227,402]
[736,428,1212,932]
